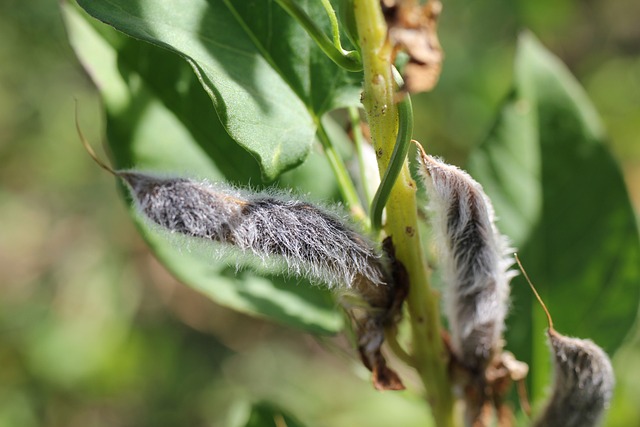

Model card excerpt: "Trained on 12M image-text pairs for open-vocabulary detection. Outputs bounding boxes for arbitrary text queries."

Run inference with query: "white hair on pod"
[533,330,614,427]
[121,171,387,290]
[416,148,515,371]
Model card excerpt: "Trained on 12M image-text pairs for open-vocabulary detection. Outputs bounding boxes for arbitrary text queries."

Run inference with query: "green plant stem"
[274,0,362,71]
[348,106,373,208]
[384,327,414,366]
[319,0,343,51]
[352,1,455,426]
[315,120,366,221]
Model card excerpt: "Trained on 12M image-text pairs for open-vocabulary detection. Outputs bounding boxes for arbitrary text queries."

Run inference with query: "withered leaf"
[383,0,444,93]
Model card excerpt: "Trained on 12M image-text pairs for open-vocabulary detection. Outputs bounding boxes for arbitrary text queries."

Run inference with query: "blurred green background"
[1,0,639,426]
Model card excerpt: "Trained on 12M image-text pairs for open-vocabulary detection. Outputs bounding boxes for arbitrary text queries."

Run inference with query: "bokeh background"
[1,0,639,426]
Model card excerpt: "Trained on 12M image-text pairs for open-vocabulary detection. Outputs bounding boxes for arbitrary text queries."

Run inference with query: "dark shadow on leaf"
[116,38,264,183]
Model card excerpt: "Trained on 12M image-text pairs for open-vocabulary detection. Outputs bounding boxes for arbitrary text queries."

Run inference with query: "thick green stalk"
[352,1,455,426]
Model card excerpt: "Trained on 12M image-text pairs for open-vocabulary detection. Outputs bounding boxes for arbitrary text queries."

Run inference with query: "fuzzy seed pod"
[417,146,514,371]
[123,172,409,388]
[533,331,614,427]
[126,172,407,389]
[77,119,406,389]
[516,255,615,427]
[121,171,388,289]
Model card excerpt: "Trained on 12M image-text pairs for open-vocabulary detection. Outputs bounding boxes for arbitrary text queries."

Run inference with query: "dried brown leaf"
[383,0,443,93]
[352,237,408,391]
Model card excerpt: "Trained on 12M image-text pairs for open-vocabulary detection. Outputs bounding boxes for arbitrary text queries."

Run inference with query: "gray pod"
[417,153,513,371]
[121,171,388,290]
[533,330,614,427]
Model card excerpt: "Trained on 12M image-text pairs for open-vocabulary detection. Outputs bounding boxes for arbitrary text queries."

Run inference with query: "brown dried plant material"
[476,352,529,427]
[383,0,443,93]
[354,237,409,391]
[446,332,528,427]
[356,314,406,390]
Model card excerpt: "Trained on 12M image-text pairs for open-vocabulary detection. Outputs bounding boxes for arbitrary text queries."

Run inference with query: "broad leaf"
[468,33,640,399]
[64,3,344,334]
[75,0,362,180]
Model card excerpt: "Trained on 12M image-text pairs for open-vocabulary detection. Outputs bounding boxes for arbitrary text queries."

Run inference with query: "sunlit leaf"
[75,0,362,180]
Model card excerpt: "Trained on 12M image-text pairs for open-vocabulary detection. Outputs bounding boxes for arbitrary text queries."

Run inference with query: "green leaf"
[242,402,307,427]
[467,32,640,400]
[64,3,343,335]
[74,0,362,180]
[142,230,343,336]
